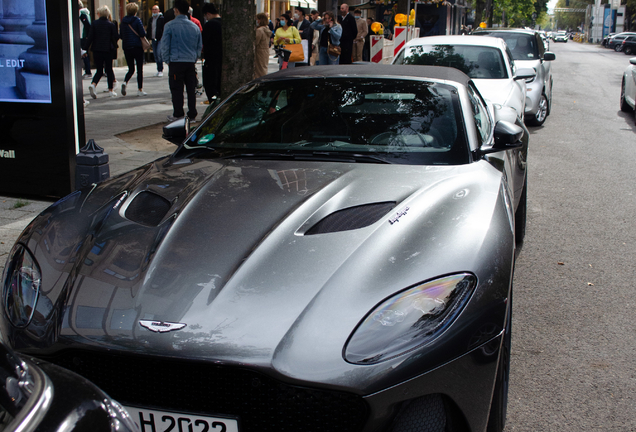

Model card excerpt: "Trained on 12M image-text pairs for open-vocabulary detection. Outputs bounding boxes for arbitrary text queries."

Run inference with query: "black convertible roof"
[255,65,471,87]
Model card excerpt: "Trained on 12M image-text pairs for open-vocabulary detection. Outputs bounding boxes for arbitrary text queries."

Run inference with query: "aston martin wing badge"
[139,320,187,333]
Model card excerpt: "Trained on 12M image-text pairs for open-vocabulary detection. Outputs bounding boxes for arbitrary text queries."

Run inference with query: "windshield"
[478,33,539,60]
[187,78,470,165]
[394,44,508,79]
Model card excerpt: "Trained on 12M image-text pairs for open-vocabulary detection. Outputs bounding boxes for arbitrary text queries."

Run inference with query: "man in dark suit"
[202,3,222,101]
[338,3,357,65]
[293,8,312,66]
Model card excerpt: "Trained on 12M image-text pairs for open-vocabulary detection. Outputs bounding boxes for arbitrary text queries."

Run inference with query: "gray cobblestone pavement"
[0,53,280,273]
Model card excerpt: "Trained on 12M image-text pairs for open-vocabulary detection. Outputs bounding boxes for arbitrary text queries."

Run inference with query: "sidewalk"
[0,53,281,272]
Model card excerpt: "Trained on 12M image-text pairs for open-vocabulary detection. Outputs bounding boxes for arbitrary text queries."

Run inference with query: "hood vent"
[125,191,172,226]
[306,202,396,235]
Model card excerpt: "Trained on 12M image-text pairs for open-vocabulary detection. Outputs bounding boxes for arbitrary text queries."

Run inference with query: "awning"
[290,0,299,6]
[306,0,317,8]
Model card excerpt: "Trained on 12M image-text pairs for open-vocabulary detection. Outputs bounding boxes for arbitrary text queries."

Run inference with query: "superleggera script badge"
[389,206,410,225]
[139,320,187,333]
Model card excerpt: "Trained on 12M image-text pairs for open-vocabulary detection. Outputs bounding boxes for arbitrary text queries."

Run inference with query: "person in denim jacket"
[160,0,203,122]
[310,12,341,65]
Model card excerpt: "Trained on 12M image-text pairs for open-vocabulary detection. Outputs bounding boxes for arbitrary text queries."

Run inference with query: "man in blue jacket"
[161,0,203,122]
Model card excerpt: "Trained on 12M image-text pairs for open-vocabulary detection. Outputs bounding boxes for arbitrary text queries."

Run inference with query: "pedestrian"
[352,9,367,62]
[189,7,203,32]
[310,11,341,66]
[310,10,320,65]
[78,0,92,78]
[147,5,165,77]
[363,17,374,61]
[338,3,357,64]
[293,9,312,67]
[274,13,301,69]
[120,2,147,97]
[161,0,203,122]
[86,5,119,98]
[254,13,272,79]
[201,3,222,102]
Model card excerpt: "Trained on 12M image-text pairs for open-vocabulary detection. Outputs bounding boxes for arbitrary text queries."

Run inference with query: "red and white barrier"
[371,35,384,63]
[394,26,407,57]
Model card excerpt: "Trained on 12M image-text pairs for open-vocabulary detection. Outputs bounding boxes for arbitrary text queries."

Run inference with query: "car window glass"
[191,78,470,165]
[488,33,538,60]
[536,34,545,56]
[467,85,491,144]
[505,47,516,75]
[396,44,509,79]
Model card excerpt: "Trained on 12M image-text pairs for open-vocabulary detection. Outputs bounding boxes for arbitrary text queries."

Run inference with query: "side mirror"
[478,121,524,156]
[630,57,636,65]
[514,67,536,80]
[543,52,556,61]
[162,118,190,145]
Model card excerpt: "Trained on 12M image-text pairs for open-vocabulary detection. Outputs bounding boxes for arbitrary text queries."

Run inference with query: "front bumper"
[29,334,503,432]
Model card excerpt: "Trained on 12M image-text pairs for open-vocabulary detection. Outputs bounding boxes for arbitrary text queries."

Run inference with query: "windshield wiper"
[217,151,392,164]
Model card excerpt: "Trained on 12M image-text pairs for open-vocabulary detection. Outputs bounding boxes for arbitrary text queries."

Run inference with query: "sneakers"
[156,71,163,77]
[83,99,90,108]
[121,82,127,96]
[83,73,92,79]
[166,115,184,122]
[137,90,147,96]
[188,116,197,124]
[109,90,117,98]
[88,83,96,99]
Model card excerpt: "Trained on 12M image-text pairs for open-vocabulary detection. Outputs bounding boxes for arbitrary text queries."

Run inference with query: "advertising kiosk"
[0,0,85,198]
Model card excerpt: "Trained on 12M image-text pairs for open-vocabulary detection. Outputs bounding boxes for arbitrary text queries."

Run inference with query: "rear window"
[394,44,508,79]
[478,33,539,60]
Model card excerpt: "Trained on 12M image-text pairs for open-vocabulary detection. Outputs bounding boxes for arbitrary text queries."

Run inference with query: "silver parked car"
[2,66,527,432]
[392,35,536,122]
[474,29,556,126]
[620,57,636,124]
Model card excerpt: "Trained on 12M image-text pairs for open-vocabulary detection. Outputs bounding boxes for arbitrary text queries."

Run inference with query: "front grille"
[41,350,369,432]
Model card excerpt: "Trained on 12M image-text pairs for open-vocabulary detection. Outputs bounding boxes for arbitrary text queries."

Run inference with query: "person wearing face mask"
[310,11,341,65]
[292,9,311,67]
[274,13,301,69]
[147,5,165,77]
[352,9,367,62]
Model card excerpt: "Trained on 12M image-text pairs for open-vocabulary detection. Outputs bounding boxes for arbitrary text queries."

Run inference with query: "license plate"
[124,405,239,432]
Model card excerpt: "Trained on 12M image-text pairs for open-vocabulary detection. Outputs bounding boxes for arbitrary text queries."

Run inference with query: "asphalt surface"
[507,41,636,431]
[1,40,636,431]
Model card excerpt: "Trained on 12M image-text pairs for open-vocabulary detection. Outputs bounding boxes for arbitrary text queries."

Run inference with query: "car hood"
[15,156,510,388]
[474,78,524,117]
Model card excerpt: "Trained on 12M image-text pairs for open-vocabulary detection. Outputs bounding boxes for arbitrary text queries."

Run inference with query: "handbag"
[127,22,151,51]
[328,42,341,57]
[285,43,305,62]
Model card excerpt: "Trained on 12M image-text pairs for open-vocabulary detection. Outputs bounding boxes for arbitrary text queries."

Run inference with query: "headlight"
[344,273,476,364]
[3,244,42,328]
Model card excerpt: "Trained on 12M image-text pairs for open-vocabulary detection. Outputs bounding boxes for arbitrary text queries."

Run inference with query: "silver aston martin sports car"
[1,66,528,432]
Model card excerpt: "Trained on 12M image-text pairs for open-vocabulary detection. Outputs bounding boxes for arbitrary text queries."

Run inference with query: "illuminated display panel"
[0,0,52,103]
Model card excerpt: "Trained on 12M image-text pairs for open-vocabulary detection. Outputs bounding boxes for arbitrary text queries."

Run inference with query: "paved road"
[507,41,636,431]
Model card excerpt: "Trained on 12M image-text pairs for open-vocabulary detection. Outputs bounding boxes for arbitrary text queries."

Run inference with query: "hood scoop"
[305,202,396,235]
[125,191,172,226]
